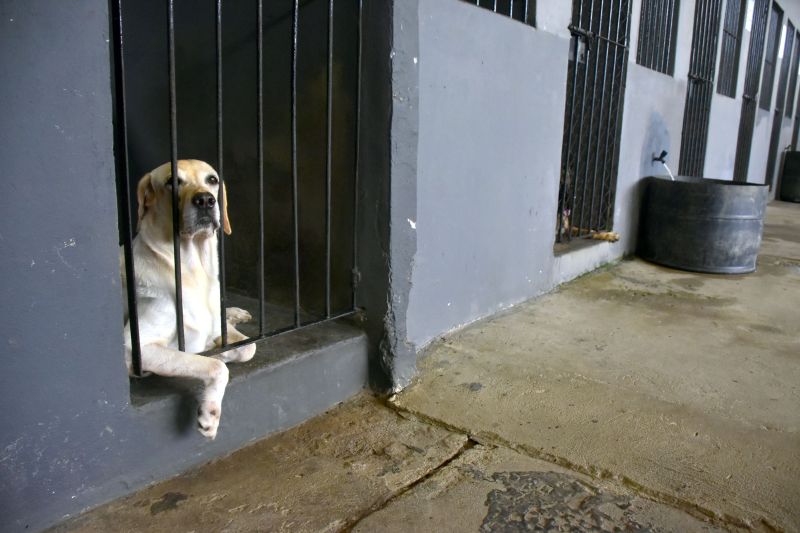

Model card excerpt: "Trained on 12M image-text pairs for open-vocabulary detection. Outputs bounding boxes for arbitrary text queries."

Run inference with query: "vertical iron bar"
[588,0,614,229]
[216,0,228,347]
[352,0,362,307]
[595,0,624,230]
[693,0,709,173]
[664,0,673,73]
[653,0,664,71]
[524,0,529,25]
[642,0,652,68]
[325,0,334,319]
[291,0,301,327]
[113,0,142,376]
[665,0,675,72]
[649,0,668,70]
[734,0,769,181]
[167,0,185,352]
[569,0,596,237]
[577,0,606,235]
[557,0,586,242]
[636,0,644,63]
[257,0,265,335]
[703,0,722,172]
[605,0,631,227]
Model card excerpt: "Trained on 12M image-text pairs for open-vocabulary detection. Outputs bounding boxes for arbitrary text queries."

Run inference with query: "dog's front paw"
[237,342,256,363]
[197,401,221,439]
[226,307,252,325]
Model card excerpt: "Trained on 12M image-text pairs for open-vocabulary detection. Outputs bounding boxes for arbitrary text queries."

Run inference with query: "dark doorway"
[733,0,772,182]
[555,0,632,243]
[115,0,362,338]
[678,0,723,177]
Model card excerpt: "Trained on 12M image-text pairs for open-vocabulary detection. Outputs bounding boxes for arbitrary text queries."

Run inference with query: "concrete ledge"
[53,320,368,531]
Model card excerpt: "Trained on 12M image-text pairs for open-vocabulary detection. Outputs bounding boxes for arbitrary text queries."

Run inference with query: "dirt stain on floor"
[149,492,188,515]
[472,470,650,532]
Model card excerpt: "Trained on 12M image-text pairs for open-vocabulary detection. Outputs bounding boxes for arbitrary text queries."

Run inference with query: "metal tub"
[637,176,768,274]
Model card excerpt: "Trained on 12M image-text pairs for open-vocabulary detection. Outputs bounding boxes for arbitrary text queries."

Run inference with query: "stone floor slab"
[51,395,467,533]
[354,445,727,532]
[393,203,800,531]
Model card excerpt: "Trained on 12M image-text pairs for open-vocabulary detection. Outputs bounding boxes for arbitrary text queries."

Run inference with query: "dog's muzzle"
[188,191,220,232]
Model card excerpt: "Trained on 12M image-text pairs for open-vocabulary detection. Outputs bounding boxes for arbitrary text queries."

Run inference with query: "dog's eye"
[165,177,184,188]
[206,175,219,186]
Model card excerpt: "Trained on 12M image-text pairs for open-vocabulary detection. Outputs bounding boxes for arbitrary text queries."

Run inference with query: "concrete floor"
[54,202,799,532]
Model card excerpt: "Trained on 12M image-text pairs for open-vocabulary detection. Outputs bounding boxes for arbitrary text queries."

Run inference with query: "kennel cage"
[112,0,363,375]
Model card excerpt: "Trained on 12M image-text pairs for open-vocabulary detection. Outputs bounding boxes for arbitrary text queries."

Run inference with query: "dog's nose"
[192,192,216,209]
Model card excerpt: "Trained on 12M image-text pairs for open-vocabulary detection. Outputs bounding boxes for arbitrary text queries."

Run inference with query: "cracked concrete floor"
[53,395,723,533]
[393,201,800,531]
[53,202,799,532]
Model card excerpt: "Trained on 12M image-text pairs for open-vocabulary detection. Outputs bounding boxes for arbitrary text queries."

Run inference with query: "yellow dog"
[122,160,255,439]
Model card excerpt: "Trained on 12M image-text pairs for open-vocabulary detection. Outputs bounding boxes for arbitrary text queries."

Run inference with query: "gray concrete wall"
[406,0,800,350]
[408,1,567,348]
[0,1,388,530]
[0,2,129,529]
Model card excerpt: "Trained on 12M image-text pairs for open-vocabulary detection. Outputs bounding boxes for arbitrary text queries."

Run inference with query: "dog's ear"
[222,182,232,235]
[136,173,155,227]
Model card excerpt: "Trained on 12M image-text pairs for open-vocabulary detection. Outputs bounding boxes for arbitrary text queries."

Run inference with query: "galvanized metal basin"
[637,176,768,274]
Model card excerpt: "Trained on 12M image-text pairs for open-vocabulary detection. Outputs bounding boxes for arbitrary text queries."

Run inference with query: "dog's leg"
[212,324,257,364]
[140,344,229,439]
[226,307,252,326]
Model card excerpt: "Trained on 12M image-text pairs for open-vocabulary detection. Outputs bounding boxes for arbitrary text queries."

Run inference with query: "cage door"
[556,0,632,243]
[733,0,772,182]
[678,0,723,178]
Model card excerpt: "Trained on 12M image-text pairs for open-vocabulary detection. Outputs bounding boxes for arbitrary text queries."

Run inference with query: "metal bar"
[734,0,770,181]
[352,0,362,306]
[760,5,781,110]
[690,0,702,171]
[694,0,716,174]
[588,0,614,231]
[793,109,800,148]
[167,0,185,352]
[653,0,665,72]
[201,309,357,357]
[636,0,644,64]
[569,0,597,238]
[786,31,800,116]
[291,0,301,327]
[679,0,703,175]
[604,0,631,228]
[557,0,586,242]
[325,0,334,319]
[596,0,625,230]
[577,0,606,236]
[766,19,793,186]
[257,0,265,335]
[656,0,665,71]
[700,0,723,173]
[112,0,143,376]
[643,0,655,69]
[667,0,679,73]
[692,0,710,173]
[216,0,228,347]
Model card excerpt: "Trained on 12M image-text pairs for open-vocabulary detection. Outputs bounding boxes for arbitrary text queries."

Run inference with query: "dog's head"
[136,160,231,238]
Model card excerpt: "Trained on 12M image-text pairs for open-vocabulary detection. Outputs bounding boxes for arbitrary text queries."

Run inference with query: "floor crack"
[384,400,767,532]
[338,435,477,532]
